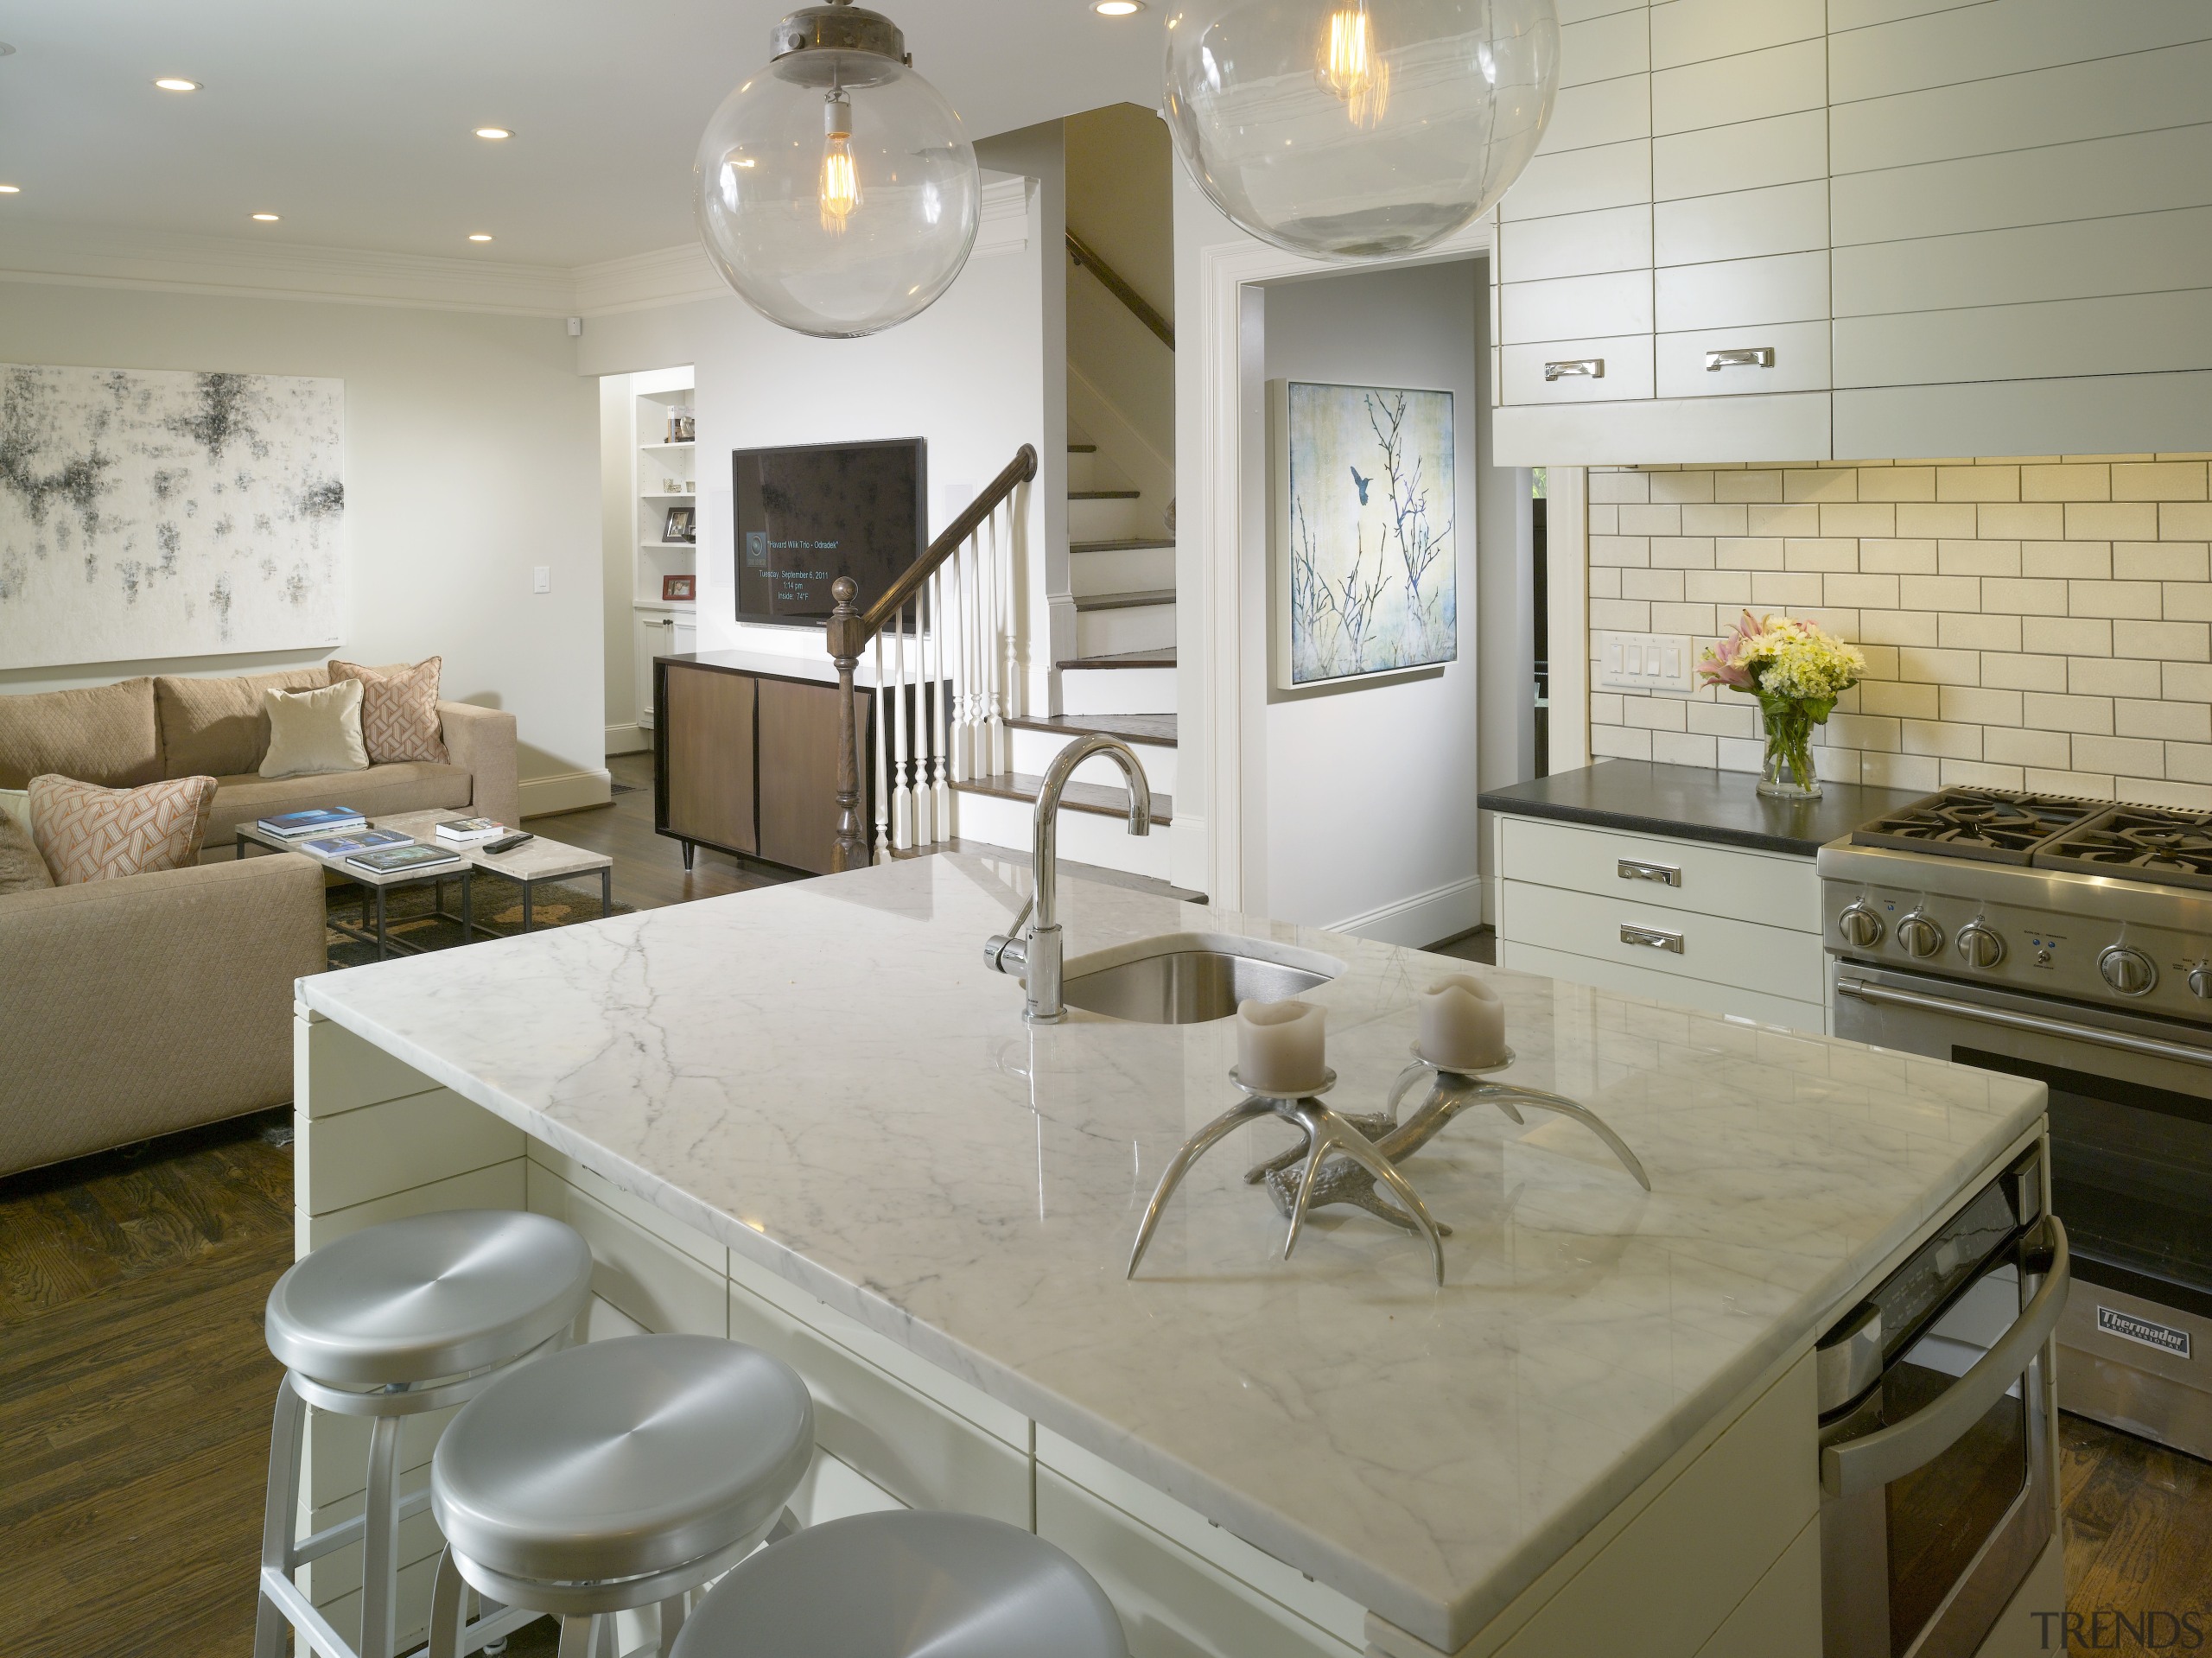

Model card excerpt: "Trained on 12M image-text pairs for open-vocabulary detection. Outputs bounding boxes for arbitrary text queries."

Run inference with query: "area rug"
[326,869,633,969]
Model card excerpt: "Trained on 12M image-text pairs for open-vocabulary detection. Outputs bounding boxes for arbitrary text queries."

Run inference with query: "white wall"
[600,372,638,746]
[0,283,606,807]
[1065,104,1175,502]
[571,170,1059,710]
[1256,262,1486,944]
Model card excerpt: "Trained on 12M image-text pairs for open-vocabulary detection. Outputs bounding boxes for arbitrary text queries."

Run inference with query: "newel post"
[828,575,868,873]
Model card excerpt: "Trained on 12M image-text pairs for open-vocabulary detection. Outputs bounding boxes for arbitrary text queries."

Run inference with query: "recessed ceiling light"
[0,41,16,57]
[153,77,200,92]
[0,185,19,195]
[468,233,493,242]
[1093,1,1145,14]
[474,127,512,140]
[251,212,280,221]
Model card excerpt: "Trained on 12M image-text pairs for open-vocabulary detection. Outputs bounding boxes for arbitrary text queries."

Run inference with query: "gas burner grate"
[2032,806,2212,892]
[1851,787,2107,865]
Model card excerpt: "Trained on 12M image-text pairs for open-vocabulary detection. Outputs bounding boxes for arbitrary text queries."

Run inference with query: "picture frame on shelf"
[662,505,696,544]
[662,574,696,602]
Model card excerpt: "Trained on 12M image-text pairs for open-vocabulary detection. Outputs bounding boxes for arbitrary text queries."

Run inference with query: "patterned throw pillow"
[329,657,448,765]
[28,773,217,886]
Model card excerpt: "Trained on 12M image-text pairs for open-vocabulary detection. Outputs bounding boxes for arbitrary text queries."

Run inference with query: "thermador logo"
[2098,1305,2192,1358]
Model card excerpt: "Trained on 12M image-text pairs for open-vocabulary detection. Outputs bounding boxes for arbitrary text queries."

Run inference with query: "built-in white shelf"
[640,492,696,502]
[643,540,699,551]
[639,441,696,453]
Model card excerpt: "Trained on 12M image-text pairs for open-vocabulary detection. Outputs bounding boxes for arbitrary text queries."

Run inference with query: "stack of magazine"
[257,806,365,838]
[435,816,504,845]
[346,842,463,877]
[299,826,412,860]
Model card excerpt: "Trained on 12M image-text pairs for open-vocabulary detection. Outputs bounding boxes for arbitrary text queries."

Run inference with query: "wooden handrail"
[827,443,1038,871]
[1066,230,1174,352]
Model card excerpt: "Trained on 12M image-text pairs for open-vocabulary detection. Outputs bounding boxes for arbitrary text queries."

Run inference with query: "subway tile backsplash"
[1586,455,2212,808]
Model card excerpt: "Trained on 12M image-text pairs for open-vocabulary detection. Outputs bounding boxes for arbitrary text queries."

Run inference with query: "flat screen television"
[731,437,926,628]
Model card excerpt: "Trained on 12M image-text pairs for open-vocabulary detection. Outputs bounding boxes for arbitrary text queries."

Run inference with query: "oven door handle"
[1821,1217,2069,1500]
[1835,978,2212,1070]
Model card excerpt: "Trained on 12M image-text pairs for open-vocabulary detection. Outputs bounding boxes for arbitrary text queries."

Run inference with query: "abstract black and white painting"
[0,364,345,669]
[1276,379,1455,689]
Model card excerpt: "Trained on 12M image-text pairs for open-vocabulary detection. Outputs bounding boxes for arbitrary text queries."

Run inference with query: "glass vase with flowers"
[1696,611,1866,800]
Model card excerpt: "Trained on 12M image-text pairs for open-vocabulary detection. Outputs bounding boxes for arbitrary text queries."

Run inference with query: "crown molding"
[973,173,1032,261]
[572,242,726,317]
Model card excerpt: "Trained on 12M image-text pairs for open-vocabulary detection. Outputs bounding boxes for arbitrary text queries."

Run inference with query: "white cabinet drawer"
[1560,4,1650,87]
[1503,270,1654,345]
[1656,251,1828,332]
[1545,73,1652,155]
[1500,815,1821,930]
[1499,880,1826,1004]
[1498,937,1827,1032]
[1657,319,1832,398]
[1656,180,1827,264]
[1501,334,1655,405]
[1500,204,1653,283]
[1652,36,1826,134]
[1503,139,1653,221]
[1650,0,1823,70]
[1656,109,1826,201]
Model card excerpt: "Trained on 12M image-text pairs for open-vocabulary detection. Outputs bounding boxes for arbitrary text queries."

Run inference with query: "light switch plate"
[533,566,550,594]
[1599,631,1695,693]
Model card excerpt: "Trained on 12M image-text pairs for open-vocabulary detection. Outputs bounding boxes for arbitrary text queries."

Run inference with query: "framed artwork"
[661,573,695,601]
[662,505,696,543]
[1274,379,1456,689]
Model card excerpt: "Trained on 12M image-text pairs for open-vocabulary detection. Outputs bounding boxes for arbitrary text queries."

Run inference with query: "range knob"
[2190,964,2212,1001]
[1955,922,2005,969]
[1838,903,1885,949]
[1897,912,1945,958]
[2101,945,2158,997]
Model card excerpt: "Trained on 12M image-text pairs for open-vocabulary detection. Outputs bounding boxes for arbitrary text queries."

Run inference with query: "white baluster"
[958,526,981,782]
[930,568,951,840]
[910,595,934,848]
[988,505,1011,776]
[892,601,913,852]
[871,636,891,865]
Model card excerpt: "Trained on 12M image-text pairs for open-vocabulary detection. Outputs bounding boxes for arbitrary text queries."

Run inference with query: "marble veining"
[299,853,2044,1650]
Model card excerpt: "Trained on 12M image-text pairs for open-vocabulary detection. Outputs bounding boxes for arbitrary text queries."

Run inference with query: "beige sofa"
[0,667,521,1177]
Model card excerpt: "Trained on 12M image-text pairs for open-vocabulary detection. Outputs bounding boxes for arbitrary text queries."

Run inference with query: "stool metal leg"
[659,1593,688,1651]
[429,1547,470,1658]
[555,1614,598,1658]
[254,1375,308,1658]
[359,1413,404,1658]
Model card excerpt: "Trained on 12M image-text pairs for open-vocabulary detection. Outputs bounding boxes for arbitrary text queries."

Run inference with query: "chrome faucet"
[983,733,1152,1022]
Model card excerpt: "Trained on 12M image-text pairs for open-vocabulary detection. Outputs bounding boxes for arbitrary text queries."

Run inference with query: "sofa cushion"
[156,666,331,778]
[262,680,371,778]
[0,807,52,893]
[205,762,476,849]
[30,773,217,886]
[0,678,162,790]
[331,657,449,765]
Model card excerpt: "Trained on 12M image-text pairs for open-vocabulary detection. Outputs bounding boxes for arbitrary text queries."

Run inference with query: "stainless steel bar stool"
[423,1334,816,1658]
[668,1510,1128,1658]
[256,1210,594,1658]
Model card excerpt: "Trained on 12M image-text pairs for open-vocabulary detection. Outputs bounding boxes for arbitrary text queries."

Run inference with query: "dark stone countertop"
[1478,760,1929,858]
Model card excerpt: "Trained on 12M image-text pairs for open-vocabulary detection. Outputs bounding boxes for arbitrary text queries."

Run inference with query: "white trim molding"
[518,768,613,818]
[573,244,726,318]
[1546,467,1590,774]
[605,723,651,757]
[1327,873,1484,949]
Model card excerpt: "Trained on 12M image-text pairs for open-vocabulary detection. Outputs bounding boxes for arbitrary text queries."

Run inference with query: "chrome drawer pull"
[1620,923,1684,954]
[1544,358,1605,381]
[1706,346,1775,371]
[1617,858,1681,887]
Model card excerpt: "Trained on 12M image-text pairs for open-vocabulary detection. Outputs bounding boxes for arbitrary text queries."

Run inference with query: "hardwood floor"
[524,749,792,912]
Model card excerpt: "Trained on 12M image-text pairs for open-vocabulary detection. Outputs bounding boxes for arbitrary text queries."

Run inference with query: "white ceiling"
[0,1,1163,270]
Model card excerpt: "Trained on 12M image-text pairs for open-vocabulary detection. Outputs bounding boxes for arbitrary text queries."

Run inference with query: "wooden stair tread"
[1071,537,1174,554]
[1057,647,1175,670]
[953,772,1173,823]
[1068,442,1098,453]
[1073,587,1174,612]
[1069,488,1141,500]
[1005,713,1177,747]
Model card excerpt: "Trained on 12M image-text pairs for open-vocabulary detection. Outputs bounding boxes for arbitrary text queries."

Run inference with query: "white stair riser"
[1065,450,1098,492]
[1068,495,1148,543]
[1077,602,1176,657]
[1060,665,1177,716]
[952,790,1175,880]
[1071,543,1174,596]
[1009,728,1179,795]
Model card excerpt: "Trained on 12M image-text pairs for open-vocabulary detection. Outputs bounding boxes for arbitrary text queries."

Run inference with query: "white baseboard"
[1326,873,1484,950]
[519,768,612,817]
[605,722,651,756]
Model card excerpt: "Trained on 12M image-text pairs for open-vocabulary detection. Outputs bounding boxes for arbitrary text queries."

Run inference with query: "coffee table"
[376,811,613,936]
[236,819,475,961]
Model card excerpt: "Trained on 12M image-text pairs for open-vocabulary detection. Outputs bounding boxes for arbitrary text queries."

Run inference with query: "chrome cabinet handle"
[1617,858,1681,887]
[1620,923,1684,954]
[1544,358,1605,381]
[1834,979,2212,1070]
[1821,1217,2069,1498]
[1706,347,1775,371]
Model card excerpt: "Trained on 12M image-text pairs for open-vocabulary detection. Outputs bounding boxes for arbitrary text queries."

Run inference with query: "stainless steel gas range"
[1821,786,2212,1460]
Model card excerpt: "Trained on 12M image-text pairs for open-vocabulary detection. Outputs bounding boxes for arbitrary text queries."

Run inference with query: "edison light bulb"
[820,91,860,231]
[1319,3,1389,127]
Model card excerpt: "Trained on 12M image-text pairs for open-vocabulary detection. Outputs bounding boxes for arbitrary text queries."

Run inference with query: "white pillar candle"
[1236,998,1327,1096]
[1416,975,1507,1071]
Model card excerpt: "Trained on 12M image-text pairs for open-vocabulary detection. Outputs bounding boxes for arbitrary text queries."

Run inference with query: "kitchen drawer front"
[1502,138,1653,221]
[1499,203,1653,283]
[1037,1470,1362,1658]
[1655,251,1828,334]
[726,1281,1032,1525]
[1656,319,1831,398]
[1655,179,1827,266]
[1498,880,1827,1005]
[1499,815,1821,931]
[1502,270,1654,346]
[1497,937,1827,1032]
[1655,109,1826,202]
[1501,334,1655,405]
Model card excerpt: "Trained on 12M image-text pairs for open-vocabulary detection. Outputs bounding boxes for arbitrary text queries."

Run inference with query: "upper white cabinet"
[1494,0,2212,464]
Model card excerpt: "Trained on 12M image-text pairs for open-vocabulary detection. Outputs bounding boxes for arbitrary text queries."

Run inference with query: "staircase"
[946,434,1184,886]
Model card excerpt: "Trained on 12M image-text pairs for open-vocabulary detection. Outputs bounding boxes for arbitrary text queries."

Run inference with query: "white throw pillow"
[260,679,372,778]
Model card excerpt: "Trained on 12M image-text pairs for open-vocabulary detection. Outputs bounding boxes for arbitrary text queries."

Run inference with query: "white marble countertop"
[298,853,2044,1650]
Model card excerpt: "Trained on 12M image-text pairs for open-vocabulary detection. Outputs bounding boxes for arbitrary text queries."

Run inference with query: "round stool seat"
[669,1510,1127,1658]
[432,1334,814,1586]
[265,1210,592,1387]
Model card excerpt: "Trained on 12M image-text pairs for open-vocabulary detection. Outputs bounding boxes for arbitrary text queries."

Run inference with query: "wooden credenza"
[653,652,874,876]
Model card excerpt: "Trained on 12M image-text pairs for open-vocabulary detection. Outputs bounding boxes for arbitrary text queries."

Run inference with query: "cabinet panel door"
[1501,139,1653,220]
[1834,207,2212,316]
[1655,109,1825,200]
[1501,334,1656,404]
[1827,0,2212,104]
[1500,204,1653,283]
[1546,72,1653,154]
[663,663,757,854]
[1502,270,1654,345]
[1652,36,1825,133]
[1650,0,1822,68]
[1560,4,1650,86]
[1656,251,1828,332]
[1497,879,1827,1002]
[1656,319,1831,398]
[756,676,849,873]
[636,613,671,727]
[1834,289,2212,388]
[1500,815,1821,930]
[1655,180,1827,264]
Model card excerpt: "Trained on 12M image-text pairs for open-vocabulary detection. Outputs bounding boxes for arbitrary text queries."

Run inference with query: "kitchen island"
[291,852,2050,1657]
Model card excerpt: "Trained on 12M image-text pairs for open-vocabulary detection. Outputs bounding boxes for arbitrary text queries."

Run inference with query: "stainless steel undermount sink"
[1057,932,1344,1025]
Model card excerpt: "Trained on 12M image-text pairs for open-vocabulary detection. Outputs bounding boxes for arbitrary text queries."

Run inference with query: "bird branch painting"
[1280,380,1455,688]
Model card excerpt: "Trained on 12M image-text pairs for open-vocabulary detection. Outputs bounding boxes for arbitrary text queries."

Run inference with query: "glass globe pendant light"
[1163,0,1561,261]
[696,0,981,338]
